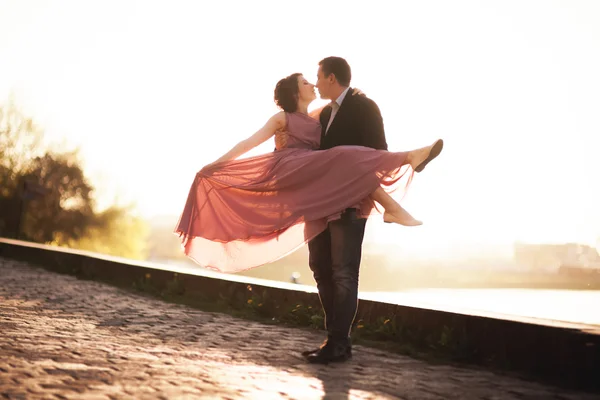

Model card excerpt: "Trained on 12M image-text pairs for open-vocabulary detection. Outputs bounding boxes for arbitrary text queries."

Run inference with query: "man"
[303,56,388,364]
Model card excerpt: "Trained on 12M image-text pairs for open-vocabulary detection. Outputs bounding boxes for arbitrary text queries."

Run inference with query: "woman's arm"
[205,112,286,167]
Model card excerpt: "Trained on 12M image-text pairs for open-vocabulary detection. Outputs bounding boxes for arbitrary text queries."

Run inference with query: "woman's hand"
[352,88,366,97]
[201,160,220,172]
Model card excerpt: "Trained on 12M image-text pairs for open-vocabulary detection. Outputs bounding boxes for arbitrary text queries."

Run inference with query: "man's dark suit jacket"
[319,88,388,151]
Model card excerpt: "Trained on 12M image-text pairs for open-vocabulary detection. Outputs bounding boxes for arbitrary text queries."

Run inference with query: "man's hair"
[319,56,351,87]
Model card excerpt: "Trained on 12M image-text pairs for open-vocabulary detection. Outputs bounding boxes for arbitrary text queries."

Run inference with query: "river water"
[362,288,599,326]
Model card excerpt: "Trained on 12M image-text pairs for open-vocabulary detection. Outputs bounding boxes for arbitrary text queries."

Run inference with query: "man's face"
[315,66,333,100]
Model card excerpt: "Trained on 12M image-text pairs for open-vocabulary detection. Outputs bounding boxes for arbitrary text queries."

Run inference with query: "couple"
[175,56,443,364]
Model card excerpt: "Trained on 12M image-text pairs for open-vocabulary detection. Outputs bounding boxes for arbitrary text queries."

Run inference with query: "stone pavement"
[1,257,598,400]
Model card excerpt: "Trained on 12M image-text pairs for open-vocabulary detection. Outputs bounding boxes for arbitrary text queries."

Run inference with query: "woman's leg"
[406,139,444,173]
[370,187,422,226]
[369,138,443,226]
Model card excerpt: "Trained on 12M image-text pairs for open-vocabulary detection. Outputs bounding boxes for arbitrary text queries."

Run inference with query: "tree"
[0,99,148,260]
[0,98,44,238]
[53,204,149,260]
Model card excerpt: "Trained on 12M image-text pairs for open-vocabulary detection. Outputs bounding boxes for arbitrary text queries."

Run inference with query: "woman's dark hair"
[274,73,302,112]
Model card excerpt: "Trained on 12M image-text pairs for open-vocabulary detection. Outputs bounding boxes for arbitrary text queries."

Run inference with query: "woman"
[175,73,443,273]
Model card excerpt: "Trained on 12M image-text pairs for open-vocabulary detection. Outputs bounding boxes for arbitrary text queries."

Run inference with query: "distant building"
[513,242,600,273]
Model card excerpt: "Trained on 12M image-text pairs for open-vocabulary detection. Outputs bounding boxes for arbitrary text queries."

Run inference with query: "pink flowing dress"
[175,112,413,273]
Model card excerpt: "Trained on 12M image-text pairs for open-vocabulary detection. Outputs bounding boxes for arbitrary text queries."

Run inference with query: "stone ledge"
[0,238,598,393]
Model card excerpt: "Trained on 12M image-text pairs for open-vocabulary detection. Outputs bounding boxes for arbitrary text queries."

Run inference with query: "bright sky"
[1,0,599,256]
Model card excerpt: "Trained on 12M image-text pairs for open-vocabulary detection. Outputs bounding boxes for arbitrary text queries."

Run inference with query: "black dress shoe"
[301,341,327,357]
[302,343,351,358]
[301,335,331,357]
[306,340,352,364]
[301,347,321,357]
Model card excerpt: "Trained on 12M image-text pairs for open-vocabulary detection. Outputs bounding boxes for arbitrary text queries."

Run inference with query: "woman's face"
[297,74,316,103]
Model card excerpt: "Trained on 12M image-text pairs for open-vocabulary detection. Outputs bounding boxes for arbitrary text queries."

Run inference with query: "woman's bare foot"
[407,139,444,173]
[383,208,423,227]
